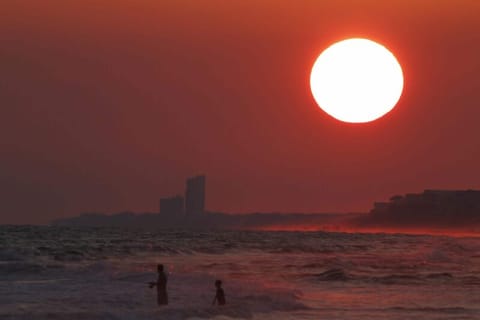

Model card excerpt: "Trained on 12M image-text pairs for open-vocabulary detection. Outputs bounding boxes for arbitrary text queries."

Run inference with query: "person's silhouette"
[212,279,226,306]
[149,264,168,306]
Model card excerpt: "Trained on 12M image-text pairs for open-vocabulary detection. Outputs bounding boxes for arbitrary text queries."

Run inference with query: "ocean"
[1,226,479,320]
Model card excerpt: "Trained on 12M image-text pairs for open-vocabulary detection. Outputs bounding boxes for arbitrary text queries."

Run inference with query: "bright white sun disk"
[310,38,404,123]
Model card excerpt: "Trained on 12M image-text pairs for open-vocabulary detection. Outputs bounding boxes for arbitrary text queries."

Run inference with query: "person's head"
[215,280,222,288]
[157,264,164,273]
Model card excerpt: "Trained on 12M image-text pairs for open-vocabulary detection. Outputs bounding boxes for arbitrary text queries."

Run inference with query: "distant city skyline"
[160,175,206,216]
[54,187,480,235]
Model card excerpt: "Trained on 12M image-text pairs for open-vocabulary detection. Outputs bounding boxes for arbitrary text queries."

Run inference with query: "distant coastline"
[50,176,480,235]
[51,211,359,231]
[50,210,480,236]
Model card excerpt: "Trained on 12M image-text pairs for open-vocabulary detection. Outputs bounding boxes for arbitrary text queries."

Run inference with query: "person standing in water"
[212,280,226,306]
[149,264,168,305]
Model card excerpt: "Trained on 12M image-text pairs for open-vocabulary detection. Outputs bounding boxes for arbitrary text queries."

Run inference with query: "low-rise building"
[160,195,184,215]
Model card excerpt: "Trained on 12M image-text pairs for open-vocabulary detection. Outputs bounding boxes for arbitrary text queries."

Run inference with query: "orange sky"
[1,1,480,224]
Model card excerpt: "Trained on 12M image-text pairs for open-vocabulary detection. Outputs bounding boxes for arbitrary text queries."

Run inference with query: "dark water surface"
[1,226,479,319]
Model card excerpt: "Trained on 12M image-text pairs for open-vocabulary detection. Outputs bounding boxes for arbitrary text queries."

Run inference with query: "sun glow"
[310,38,404,123]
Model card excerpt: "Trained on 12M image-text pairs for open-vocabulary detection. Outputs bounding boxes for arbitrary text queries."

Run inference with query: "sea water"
[1,226,479,320]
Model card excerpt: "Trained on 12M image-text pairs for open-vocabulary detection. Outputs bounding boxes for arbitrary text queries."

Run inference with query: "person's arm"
[148,281,157,288]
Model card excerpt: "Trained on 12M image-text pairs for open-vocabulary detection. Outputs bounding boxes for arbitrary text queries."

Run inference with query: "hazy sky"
[2,1,480,224]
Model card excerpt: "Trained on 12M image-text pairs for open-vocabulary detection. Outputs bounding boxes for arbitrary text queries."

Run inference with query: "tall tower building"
[185,175,206,215]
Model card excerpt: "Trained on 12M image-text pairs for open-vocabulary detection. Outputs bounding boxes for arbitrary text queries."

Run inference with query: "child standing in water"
[212,280,226,306]
[149,264,168,306]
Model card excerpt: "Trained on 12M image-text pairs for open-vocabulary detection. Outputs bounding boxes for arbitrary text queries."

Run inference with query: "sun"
[310,38,404,123]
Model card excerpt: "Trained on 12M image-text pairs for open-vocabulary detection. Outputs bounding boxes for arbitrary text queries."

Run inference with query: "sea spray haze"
[1,226,479,320]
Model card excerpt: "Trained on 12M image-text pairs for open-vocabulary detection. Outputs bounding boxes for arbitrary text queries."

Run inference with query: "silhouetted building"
[160,195,184,215]
[185,175,206,215]
[369,189,480,225]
